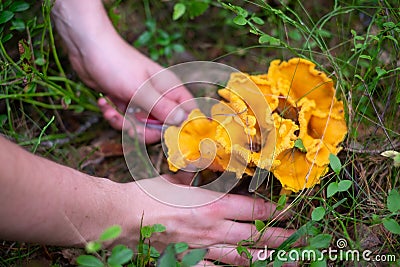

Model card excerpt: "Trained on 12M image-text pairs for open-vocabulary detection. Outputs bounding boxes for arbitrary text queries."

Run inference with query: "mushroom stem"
[279,188,292,196]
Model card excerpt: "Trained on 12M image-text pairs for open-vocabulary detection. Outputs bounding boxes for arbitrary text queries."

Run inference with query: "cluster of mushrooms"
[164,58,347,192]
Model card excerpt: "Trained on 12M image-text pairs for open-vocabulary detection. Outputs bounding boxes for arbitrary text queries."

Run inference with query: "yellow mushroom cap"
[268,58,335,111]
[163,58,347,193]
[273,149,329,192]
[164,109,222,172]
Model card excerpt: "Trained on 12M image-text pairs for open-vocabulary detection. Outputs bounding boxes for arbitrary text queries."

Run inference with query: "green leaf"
[172,43,185,53]
[152,223,166,233]
[277,221,319,251]
[107,245,134,266]
[233,15,247,25]
[9,1,30,12]
[236,246,252,259]
[273,259,284,267]
[382,22,396,28]
[157,244,177,267]
[384,35,398,46]
[397,91,400,104]
[235,6,248,17]
[371,214,380,224]
[387,189,400,213]
[327,182,339,198]
[253,260,268,267]
[316,29,332,38]
[0,114,7,126]
[258,34,280,45]
[288,29,302,41]
[355,43,363,49]
[142,244,160,258]
[255,220,265,232]
[338,180,352,192]
[311,207,326,222]
[1,33,13,42]
[329,154,342,175]
[309,234,332,249]
[294,139,307,152]
[86,241,102,253]
[140,225,153,239]
[181,248,207,267]
[140,243,158,258]
[2,0,13,8]
[76,255,104,267]
[185,1,209,19]
[359,55,372,61]
[394,154,400,167]
[134,31,152,47]
[0,11,14,24]
[276,194,287,210]
[174,242,189,254]
[145,19,156,32]
[173,3,186,20]
[375,66,387,77]
[10,18,25,31]
[99,225,122,241]
[383,218,400,234]
[34,57,46,66]
[62,96,71,106]
[251,16,264,25]
[310,259,327,267]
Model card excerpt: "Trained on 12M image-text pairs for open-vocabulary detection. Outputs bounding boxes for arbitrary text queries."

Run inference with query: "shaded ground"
[1,0,399,266]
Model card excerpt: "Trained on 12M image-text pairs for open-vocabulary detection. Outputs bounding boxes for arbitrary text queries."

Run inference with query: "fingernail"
[168,108,187,125]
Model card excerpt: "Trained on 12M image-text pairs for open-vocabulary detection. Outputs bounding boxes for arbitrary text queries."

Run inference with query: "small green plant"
[0,0,31,42]
[157,243,207,267]
[76,225,134,267]
[382,188,400,235]
[76,224,207,267]
[134,18,185,61]
[172,0,211,21]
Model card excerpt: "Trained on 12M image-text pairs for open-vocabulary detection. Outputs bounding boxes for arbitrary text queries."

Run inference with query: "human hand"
[75,39,193,143]
[52,0,194,143]
[117,176,296,266]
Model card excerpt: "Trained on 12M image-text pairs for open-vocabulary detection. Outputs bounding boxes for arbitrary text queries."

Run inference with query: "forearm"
[0,136,136,246]
[51,0,155,100]
[52,0,118,56]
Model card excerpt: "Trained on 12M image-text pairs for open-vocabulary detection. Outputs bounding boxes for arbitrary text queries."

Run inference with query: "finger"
[98,98,161,143]
[98,98,124,131]
[133,84,188,125]
[206,244,299,266]
[215,194,291,221]
[206,244,272,266]
[164,85,197,112]
[127,123,161,144]
[194,260,219,267]
[217,221,296,248]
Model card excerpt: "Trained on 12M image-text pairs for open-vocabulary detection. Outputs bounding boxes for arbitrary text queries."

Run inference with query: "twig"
[344,140,400,154]
[0,77,25,86]
[39,115,99,147]
[359,77,395,149]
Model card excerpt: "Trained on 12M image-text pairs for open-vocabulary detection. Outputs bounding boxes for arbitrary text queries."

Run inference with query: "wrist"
[52,0,120,58]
